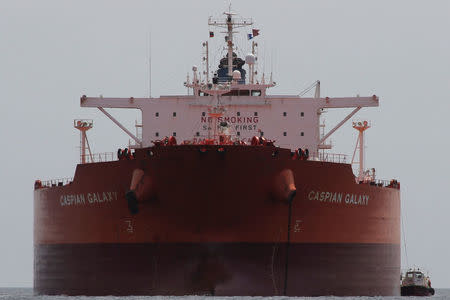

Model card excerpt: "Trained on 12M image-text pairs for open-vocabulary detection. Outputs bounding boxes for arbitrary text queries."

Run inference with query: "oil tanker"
[34,9,400,296]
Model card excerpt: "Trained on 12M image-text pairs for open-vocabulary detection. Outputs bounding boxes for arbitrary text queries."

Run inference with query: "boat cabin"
[401,270,430,287]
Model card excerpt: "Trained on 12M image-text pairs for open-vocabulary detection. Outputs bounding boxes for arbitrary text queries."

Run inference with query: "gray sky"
[1,0,449,288]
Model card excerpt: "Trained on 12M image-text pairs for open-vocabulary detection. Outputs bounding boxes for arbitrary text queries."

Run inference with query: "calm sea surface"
[0,288,449,300]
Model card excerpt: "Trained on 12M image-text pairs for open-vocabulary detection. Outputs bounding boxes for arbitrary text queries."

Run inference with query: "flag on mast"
[209,31,214,37]
[247,33,253,40]
[252,29,260,37]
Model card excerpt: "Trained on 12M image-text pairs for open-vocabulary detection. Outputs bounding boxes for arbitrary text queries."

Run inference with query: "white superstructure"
[80,10,379,156]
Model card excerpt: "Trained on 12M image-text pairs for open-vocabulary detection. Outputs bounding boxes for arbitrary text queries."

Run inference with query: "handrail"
[310,153,347,163]
[40,177,73,188]
[357,178,400,189]
[81,152,116,164]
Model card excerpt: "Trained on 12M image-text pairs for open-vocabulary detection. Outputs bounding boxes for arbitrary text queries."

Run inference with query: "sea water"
[0,288,449,300]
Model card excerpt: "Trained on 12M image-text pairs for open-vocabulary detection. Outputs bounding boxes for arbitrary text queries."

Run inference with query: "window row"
[198,90,262,96]
[154,112,305,117]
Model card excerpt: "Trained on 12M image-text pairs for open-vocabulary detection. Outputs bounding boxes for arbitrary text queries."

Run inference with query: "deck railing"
[357,178,400,189]
[40,177,73,188]
[312,153,347,163]
[81,152,116,164]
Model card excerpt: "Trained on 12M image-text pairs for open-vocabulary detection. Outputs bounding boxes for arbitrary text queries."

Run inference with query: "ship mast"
[204,87,230,143]
[352,120,371,181]
[208,7,253,78]
[74,119,93,164]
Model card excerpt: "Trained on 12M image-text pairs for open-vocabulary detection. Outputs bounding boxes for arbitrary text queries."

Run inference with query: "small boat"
[401,269,435,296]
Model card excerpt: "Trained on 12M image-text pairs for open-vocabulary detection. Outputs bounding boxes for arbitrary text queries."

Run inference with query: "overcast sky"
[1,0,449,288]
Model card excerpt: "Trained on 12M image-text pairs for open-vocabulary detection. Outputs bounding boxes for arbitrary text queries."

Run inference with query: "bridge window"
[223,90,249,96]
[155,112,159,117]
[260,131,264,136]
[202,112,206,116]
[254,112,258,116]
[173,132,176,136]
[283,112,287,117]
[155,132,159,137]
[237,112,240,116]
[301,132,304,136]
[196,132,200,136]
[237,132,241,136]
[300,112,304,117]
[173,112,176,117]
[283,132,287,136]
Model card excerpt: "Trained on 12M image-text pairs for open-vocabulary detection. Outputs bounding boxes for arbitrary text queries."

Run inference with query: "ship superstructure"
[34,9,401,296]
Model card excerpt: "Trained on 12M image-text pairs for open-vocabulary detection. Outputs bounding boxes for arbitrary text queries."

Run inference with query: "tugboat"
[401,269,434,296]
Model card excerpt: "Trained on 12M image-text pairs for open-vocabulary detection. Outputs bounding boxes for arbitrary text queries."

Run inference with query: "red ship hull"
[34,145,400,296]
